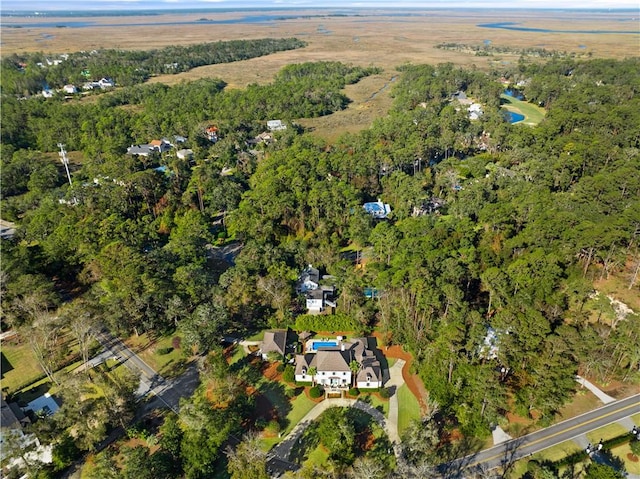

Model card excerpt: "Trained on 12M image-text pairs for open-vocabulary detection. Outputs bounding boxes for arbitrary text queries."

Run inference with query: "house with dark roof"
[1,396,29,431]
[260,330,288,360]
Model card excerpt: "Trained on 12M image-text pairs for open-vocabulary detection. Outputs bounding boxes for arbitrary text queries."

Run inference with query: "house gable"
[261,330,288,359]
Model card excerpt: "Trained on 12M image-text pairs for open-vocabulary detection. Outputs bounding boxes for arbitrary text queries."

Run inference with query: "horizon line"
[3,6,640,11]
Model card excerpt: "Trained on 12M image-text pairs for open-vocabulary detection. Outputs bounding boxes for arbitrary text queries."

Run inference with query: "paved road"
[440,394,640,477]
[94,330,193,413]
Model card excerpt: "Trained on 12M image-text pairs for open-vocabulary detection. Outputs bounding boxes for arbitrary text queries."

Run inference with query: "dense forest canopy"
[1,44,639,477]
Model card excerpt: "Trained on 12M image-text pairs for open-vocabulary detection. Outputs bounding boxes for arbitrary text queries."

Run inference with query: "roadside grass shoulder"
[125,332,188,378]
[586,422,629,444]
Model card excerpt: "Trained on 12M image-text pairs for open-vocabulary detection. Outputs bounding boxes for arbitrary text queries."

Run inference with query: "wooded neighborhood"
[1,25,639,479]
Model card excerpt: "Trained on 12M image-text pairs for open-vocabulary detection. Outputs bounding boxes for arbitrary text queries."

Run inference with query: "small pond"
[504,89,525,100]
[504,111,525,123]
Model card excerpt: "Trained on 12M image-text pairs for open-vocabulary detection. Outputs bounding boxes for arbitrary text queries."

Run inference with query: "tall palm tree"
[307,366,317,386]
[349,360,360,388]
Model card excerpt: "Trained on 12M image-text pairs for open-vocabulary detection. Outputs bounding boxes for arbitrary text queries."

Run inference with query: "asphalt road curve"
[440,393,640,477]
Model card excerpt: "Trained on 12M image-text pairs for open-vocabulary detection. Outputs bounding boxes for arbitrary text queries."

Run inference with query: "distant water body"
[479,21,639,34]
[2,8,639,33]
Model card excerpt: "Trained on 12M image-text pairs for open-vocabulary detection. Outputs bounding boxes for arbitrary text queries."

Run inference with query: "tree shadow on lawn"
[14,382,52,406]
[259,380,292,430]
[289,422,320,464]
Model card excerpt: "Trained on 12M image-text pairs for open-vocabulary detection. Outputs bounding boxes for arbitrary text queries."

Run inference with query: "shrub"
[156,347,173,355]
[265,419,281,434]
[309,386,323,399]
[630,439,640,458]
[348,387,360,397]
[378,387,391,399]
[285,387,297,399]
[172,336,181,349]
[276,363,286,373]
[283,365,295,383]
[294,313,361,333]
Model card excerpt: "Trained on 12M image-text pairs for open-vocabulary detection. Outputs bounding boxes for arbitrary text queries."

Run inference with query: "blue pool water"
[312,341,338,350]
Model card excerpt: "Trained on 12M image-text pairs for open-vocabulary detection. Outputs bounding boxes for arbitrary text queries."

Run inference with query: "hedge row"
[551,432,637,468]
[294,313,360,333]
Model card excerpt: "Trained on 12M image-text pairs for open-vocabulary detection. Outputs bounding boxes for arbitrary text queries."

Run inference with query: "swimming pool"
[311,341,338,351]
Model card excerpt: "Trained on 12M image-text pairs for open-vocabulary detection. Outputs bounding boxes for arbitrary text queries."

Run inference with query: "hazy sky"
[3,0,640,10]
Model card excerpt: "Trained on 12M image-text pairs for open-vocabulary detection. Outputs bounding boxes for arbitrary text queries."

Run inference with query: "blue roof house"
[363,200,391,219]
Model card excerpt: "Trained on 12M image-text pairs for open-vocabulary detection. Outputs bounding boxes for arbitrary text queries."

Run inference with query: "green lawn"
[246,331,265,341]
[282,392,317,435]
[611,442,640,475]
[304,445,330,468]
[397,384,421,435]
[500,94,546,126]
[259,389,317,451]
[359,391,390,417]
[228,344,246,365]
[1,341,43,393]
[586,422,628,443]
[126,332,188,378]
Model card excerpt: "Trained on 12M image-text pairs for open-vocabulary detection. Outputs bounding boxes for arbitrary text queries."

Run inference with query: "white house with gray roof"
[294,337,382,389]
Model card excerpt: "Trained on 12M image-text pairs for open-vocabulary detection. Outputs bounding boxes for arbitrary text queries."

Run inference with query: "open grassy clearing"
[124,332,189,378]
[1,341,43,394]
[297,72,397,142]
[397,384,422,435]
[500,94,546,126]
[593,272,640,313]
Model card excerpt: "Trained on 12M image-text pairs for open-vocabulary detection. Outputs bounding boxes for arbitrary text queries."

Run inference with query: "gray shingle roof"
[262,330,288,356]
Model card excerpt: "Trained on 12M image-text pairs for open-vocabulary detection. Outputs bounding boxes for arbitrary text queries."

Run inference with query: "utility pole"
[58,143,72,186]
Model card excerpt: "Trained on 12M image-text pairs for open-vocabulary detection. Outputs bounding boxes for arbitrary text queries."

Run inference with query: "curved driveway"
[270,358,407,463]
